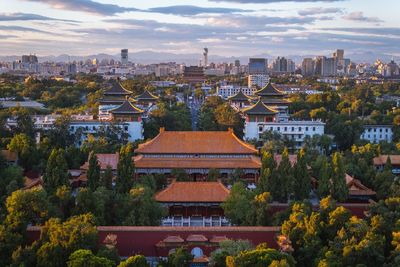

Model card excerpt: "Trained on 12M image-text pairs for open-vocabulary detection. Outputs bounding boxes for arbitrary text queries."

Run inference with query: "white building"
[217,85,256,99]
[248,74,270,89]
[360,125,393,143]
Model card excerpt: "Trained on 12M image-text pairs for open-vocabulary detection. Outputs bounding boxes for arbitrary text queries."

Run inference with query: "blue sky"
[0,0,398,58]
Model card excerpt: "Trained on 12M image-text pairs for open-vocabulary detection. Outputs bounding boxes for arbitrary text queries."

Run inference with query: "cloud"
[20,0,138,16]
[298,7,343,16]
[0,25,51,33]
[0,12,77,22]
[320,27,400,37]
[209,0,345,3]
[146,5,249,16]
[342,12,383,23]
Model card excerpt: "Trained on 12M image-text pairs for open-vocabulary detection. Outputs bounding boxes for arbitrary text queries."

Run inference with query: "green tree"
[317,156,331,198]
[116,143,135,194]
[7,133,36,170]
[276,148,294,202]
[293,149,311,201]
[167,247,193,267]
[210,239,253,267]
[330,152,348,202]
[100,165,114,190]
[258,150,277,194]
[87,152,101,191]
[36,214,98,267]
[231,248,296,267]
[118,255,149,267]
[222,182,253,226]
[43,148,69,193]
[67,249,114,267]
[208,168,220,181]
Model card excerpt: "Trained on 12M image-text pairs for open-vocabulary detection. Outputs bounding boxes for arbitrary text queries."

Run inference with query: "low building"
[217,85,256,99]
[360,125,393,143]
[0,150,17,165]
[227,90,254,109]
[373,155,400,174]
[183,66,205,84]
[248,74,270,89]
[155,181,231,227]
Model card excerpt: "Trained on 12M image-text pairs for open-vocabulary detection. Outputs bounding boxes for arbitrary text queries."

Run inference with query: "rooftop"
[136,129,258,154]
[135,90,159,101]
[81,153,119,170]
[154,181,230,203]
[255,82,286,97]
[373,155,400,165]
[104,82,132,95]
[134,155,261,169]
[228,90,252,102]
[110,100,143,114]
[242,100,278,115]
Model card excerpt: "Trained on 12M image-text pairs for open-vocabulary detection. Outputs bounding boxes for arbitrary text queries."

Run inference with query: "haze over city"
[0,0,399,62]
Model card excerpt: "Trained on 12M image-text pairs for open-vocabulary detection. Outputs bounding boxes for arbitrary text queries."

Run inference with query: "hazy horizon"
[0,0,399,60]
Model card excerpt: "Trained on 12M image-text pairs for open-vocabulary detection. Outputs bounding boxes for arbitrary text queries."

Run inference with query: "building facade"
[360,125,393,143]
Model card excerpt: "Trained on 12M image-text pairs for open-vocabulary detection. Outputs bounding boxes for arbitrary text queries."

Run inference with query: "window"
[291,127,294,131]
[305,127,308,131]
[284,127,287,131]
[277,127,280,131]
[259,126,263,132]
[191,247,204,258]
[299,127,302,131]
[124,126,128,131]
[313,127,316,131]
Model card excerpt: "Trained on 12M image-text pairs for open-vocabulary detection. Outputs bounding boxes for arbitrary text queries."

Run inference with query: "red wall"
[27,226,280,257]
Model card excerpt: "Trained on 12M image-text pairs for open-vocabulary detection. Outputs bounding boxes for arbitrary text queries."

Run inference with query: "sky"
[0,0,399,59]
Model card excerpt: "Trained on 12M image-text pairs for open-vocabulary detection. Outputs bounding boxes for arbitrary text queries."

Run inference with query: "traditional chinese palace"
[134,128,261,182]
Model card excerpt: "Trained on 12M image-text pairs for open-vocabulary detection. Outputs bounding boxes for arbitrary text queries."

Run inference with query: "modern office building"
[248,58,268,75]
[121,49,128,65]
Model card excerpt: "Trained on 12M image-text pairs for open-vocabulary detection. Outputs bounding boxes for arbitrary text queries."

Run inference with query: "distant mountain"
[0,50,398,65]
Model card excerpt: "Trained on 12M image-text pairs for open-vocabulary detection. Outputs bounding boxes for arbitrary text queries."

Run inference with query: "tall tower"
[121,49,128,65]
[203,48,208,67]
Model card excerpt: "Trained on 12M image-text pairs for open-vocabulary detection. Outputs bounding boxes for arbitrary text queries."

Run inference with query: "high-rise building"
[121,49,128,65]
[272,57,295,73]
[248,58,268,75]
[234,60,240,67]
[203,48,208,67]
[301,58,315,76]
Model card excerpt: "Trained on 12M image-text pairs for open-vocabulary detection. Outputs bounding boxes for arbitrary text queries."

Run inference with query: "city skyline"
[0,0,399,59]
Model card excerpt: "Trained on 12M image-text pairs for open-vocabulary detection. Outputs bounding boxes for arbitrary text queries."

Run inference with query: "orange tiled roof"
[155,181,230,203]
[1,150,17,162]
[345,174,376,196]
[136,129,258,154]
[134,155,261,169]
[23,177,43,190]
[163,236,184,243]
[373,155,400,166]
[186,234,208,242]
[81,153,119,170]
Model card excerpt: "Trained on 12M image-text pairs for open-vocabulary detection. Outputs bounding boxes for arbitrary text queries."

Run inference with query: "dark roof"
[242,100,278,115]
[135,90,159,101]
[99,95,127,105]
[228,90,251,101]
[104,82,132,96]
[110,100,143,114]
[255,82,285,97]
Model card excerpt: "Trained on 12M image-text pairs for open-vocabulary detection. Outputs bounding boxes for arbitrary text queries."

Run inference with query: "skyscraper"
[121,49,128,65]
[248,58,268,75]
[203,48,208,67]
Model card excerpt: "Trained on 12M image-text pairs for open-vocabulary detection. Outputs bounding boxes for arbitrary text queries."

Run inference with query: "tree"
[171,169,190,182]
[87,152,100,191]
[210,239,253,267]
[222,182,253,226]
[118,255,149,267]
[7,133,36,170]
[293,149,311,201]
[122,185,165,226]
[5,187,50,230]
[116,143,134,194]
[36,214,98,267]
[254,192,272,226]
[230,248,295,267]
[276,148,294,202]
[375,157,395,199]
[330,152,348,202]
[258,150,277,194]
[317,156,330,198]
[166,247,193,267]
[207,168,220,181]
[100,165,113,190]
[67,249,114,267]
[43,148,69,193]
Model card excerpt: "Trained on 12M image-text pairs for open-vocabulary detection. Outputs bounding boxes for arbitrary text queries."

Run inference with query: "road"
[187,91,203,131]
